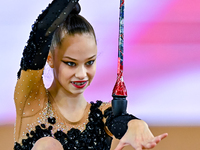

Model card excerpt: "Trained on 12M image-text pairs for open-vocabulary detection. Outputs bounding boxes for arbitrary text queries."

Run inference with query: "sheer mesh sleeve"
[14,69,48,142]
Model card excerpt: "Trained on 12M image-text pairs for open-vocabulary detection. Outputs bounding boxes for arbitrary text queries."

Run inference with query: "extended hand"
[114,120,168,150]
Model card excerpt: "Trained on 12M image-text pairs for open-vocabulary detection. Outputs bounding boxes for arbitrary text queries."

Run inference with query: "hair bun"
[70,3,81,15]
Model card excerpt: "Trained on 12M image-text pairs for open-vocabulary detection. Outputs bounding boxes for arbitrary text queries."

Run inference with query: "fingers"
[142,139,158,149]
[144,142,157,149]
[159,133,168,140]
[115,133,168,150]
[143,132,168,149]
[114,140,131,150]
[134,147,142,150]
[154,133,168,144]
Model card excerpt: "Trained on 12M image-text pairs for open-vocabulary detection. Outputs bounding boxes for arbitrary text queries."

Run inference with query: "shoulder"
[100,101,111,111]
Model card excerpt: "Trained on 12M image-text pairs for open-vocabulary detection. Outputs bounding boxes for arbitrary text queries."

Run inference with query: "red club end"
[112,76,127,96]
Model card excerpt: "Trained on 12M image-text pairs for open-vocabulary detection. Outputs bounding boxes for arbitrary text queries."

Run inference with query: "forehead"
[55,33,97,58]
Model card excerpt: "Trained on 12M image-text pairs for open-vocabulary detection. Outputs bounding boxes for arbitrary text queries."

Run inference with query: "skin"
[46,33,168,149]
[47,33,97,122]
[114,120,168,150]
[32,137,63,150]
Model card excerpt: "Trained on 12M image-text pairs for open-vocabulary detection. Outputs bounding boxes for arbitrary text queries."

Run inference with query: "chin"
[65,82,89,96]
[70,87,87,95]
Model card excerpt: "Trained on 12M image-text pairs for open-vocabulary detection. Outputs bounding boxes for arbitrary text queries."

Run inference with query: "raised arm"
[15,0,79,116]
[14,1,80,146]
[18,0,79,78]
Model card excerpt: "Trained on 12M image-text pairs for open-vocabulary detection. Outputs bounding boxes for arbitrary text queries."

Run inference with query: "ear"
[47,51,54,68]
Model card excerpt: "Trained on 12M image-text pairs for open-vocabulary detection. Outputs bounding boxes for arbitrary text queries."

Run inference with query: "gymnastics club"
[112,0,128,116]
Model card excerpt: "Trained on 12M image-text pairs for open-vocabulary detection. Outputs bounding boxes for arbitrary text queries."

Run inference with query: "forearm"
[18,0,79,78]
[105,107,139,139]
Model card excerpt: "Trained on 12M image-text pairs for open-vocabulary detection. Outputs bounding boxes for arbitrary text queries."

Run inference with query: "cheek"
[88,66,96,79]
[54,64,71,80]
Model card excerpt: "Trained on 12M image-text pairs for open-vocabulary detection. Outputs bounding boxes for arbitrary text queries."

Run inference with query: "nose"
[75,65,87,80]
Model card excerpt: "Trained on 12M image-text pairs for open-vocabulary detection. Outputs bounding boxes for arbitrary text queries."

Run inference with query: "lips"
[71,81,88,88]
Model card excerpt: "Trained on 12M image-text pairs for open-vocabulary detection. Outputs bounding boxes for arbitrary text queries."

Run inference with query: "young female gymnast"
[14,1,168,150]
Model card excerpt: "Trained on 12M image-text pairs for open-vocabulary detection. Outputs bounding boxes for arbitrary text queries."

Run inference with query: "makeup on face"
[71,81,88,89]
[50,33,97,95]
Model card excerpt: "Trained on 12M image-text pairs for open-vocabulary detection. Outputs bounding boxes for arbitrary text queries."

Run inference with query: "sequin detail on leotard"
[14,101,112,150]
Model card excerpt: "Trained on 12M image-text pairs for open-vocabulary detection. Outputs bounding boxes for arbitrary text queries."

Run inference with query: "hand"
[114,120,168,150]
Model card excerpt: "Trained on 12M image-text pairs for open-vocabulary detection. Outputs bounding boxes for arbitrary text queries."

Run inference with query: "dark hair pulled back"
[50,3,96,50]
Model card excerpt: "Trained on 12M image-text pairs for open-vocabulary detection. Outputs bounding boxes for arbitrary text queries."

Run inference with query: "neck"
[48,81,87,111]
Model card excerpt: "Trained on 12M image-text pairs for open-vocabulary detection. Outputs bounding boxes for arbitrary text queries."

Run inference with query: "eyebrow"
[63,55,96,61]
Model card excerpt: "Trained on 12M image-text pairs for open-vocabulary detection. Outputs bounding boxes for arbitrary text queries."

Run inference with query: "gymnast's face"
[48,33,97,95]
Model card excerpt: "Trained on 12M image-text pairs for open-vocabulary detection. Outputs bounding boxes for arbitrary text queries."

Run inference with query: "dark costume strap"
[18,0,79,78]
[104,107,139,139]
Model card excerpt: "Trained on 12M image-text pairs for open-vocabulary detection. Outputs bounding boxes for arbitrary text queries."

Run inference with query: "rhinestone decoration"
[14,101,112,150]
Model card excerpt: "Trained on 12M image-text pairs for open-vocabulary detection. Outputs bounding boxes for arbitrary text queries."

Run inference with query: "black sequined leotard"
[14,70,113,150]
[14,1,138,149]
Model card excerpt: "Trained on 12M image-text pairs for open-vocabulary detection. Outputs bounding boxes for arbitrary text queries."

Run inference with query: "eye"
[63,61,76,67]
[85,60,95,66]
